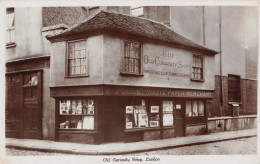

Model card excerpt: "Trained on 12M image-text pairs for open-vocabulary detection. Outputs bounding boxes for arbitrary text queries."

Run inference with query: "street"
[6,137,256,156]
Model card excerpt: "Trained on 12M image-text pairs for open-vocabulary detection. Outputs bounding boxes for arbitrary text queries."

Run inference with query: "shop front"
[51,85,213,144]
[47,11,217,144]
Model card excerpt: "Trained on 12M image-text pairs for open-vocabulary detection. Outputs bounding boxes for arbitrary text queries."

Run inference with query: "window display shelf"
[59,114,94,116]
[58,129,97,134]
[125,127,161,132]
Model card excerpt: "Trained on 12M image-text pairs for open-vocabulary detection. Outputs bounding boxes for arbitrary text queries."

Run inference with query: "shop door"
[22,71,42,139]
[104,98,124,143]
[174,100,185,137]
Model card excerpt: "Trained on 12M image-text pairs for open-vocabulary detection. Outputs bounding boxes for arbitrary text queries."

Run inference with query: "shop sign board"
[104,86,213,98]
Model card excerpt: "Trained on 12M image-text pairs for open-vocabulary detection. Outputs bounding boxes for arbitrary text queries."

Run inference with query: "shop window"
[228,75,240,102]
[67,40,88,76]
[162,101,174,126]
[131,6,144,17]
[122,41,142,75]
[59,99,95,130]
[186,100,204,117]
[6,8,15,45]
[125,99,159,129]
[191,55,204,81]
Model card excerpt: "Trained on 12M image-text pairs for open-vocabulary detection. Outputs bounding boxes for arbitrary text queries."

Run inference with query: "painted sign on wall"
[143,49,191,78]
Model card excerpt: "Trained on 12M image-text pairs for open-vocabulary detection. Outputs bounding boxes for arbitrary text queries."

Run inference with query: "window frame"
[185,99,206,125]
[6,7,15,46]
[228,74,241,102]
[66,39,89,77]
[125,98,161,131]
[191,54,204,81]
[130,6,144,17]
[57,97,96,131]
[120,40,144,76]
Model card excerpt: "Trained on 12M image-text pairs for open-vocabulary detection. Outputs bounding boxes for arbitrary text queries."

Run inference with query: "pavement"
[5,129,257,155]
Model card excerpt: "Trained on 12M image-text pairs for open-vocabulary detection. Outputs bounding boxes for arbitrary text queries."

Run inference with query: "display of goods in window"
[138,114,148,127]
[60,100,70,114]
[163,114,173,126]
[150,121,159,127]
[126,122,132,129]
[151,106,159,113]
[82,116,94,129]
[126,106,133,114]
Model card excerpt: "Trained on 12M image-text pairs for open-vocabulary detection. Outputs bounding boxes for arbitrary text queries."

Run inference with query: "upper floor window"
[131,6,144,17]
[191,55,204,81]
[6,8,15,45]
[122,41,142,75]
[228,75,240,102]
[67,40,88,76]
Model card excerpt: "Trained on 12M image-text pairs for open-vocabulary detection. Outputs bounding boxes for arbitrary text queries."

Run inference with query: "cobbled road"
[6,137,256,156]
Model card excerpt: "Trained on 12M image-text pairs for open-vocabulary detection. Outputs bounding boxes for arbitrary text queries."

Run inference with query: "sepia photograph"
[1,2,259,164]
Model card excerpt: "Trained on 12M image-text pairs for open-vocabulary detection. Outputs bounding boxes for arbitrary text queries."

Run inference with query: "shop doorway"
[103,97,124,143]
[174,100,185,137]
[22,71,42,139]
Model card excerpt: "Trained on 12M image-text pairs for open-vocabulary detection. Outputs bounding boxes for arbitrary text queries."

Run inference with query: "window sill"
[190,78,204,82]
[228,102,242,104]
[162,126,175,129]
[58,129,97,134]
[6,42,16,48]
[125,127,160,132]
[65,75,89,78]
[120,72,144,76]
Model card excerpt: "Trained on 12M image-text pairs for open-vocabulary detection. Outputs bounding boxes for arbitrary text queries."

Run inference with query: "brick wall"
[210,75,257,117]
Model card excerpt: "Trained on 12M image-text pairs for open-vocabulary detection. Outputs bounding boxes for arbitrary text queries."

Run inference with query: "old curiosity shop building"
[5,7,257,144]
[45,10,219,143]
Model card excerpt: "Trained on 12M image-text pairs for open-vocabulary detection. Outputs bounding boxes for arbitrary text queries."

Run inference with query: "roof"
[46,10,218,55]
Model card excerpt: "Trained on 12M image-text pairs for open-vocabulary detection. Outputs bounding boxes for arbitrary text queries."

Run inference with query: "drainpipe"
[202,6,205,46]
[219,6,224,106]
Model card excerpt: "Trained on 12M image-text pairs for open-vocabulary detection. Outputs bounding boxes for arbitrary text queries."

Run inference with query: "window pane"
[75,50,80,58]
[192,101,198,116]
[124,58,129,72]
[75,59,80,66]
[80,50,86,58]
[74,66,80,74]
[75,42,80,50]
[124,43,130,57]
[69,59,75,67]
[133,43,140,58]
[68,43,74,59]
[198,101,204,116]
[129,59,134,73]
[80,41,85,50]
[186,101,192,117]
[134,59,140,73]
[81,66,87,74]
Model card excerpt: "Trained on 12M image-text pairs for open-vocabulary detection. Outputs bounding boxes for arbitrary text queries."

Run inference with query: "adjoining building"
[5,6,257,144]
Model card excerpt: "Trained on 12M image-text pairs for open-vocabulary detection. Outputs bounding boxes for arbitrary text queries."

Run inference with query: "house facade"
[5,6,257,144]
